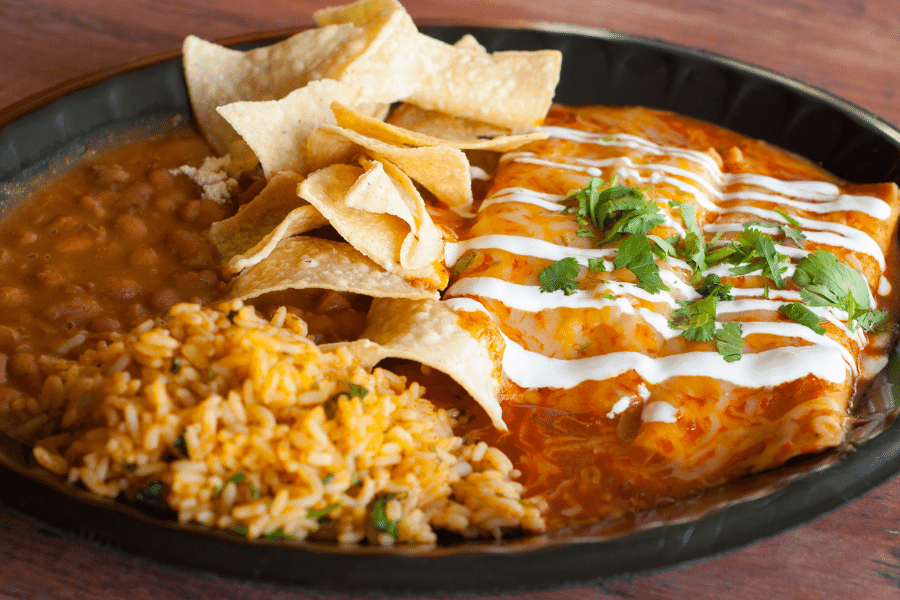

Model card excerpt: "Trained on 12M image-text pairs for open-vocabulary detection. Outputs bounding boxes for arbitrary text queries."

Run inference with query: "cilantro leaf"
[346,383,368,399]
[451,251,476,276]
[676,200,708,273]
[613,235,669,293]
[715,322,743,362]
[562,178,665,245]
[695,274,733,300]
[778,302,826,334]
[587,257,605,273]
[371,493,400,538]
[307,502,341,520]
[538,257,581,295]
[721,228,788,289]
[669,295,718,341]
[793,250,886,332]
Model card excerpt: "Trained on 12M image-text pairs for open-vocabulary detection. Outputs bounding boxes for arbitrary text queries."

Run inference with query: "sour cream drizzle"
[444,125,886,393]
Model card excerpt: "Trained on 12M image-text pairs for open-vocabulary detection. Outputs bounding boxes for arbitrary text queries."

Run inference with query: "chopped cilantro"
[600,293,617,301]
[715,322,743,362]
[676,201,708,273]
[371,494,400,538]
[793,250,887,331]
[346,383,368,399]
[538,257,581,295]
[613,234,669,293]
[714,228,788,289]
[669,294,719,342]
[307,502,341,520]
[576,342,591,352]
[230,524,249,535]
[135,480,168,511]
[170,358,182,374]
[587,257,605,273]
[778,302,827,334]
[264,528,294,539]
[451,252,477,276]
[561,178,665,245]
[322,473,335,485]
[173,433,189,459]
[696,274,733,300]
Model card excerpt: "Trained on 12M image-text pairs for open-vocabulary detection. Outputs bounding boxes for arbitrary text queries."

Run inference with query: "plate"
[2,24,900,595]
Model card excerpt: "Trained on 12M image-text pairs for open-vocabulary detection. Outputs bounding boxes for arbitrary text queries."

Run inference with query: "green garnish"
[576,342,591,352]
[711,228,788,289]
[676,200,708,273]
[563,178,665,245]
[322,473,335,485]
[778,302,827,334]
[135,480,168,511]
[613,234,669,293]
[170,358,182,374]
[600,293,617,301]
[264,528,294,539]
[307,502,341,520]
[230,524,249,535]
[792,250,887,332]
[371,494,400,538]
[173,433,189,459]
[451,251,477,276]
[346,383,368,399]
[538,257,581,295]
[587,257,605,273]
[715,322,744,362]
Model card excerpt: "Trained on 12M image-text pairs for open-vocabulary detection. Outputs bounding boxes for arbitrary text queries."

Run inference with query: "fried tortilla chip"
[332,101,548,151]
[316,124,473,207]
[208,172,307,258]
[385,104,512,141]
[227,236,438,302]
[453,33,487,53]
[406,35,562,132]
[363,297,506,430]
[217,79,364,176]
[297,163,446,287]
[313,0,424,104]
[183,26,369,154]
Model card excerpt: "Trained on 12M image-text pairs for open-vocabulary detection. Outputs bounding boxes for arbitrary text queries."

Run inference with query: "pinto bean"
[165,230,216,269]
[113,214,148,239]
[41,294,102,321]
[148,288,180,312]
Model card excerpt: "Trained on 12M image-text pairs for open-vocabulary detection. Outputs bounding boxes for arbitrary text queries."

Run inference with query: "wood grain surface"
[2,1,900,599]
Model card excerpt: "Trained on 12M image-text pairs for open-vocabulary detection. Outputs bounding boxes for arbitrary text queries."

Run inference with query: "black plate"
[2,24,900,596]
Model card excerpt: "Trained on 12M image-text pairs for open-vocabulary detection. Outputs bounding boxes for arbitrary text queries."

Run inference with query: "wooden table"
[1,1,899,598]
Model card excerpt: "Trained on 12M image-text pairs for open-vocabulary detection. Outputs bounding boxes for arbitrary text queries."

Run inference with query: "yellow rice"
[30,300,545,544]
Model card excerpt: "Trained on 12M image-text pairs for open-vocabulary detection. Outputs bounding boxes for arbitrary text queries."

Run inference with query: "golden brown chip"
[316,124,473,207]
[182,26,369,154]
[297,163,446,286]
[216,80,365,176]
[453,34,487,53]
[363,297,506,430]
[207,172,312,262]
[227,236,439,302]
[313,0,424,104]
[386,104,512,141]
[406,36,562,132]
[332,101,548,151]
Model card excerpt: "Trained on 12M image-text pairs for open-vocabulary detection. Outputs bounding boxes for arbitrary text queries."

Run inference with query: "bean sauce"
[0,130,227,398]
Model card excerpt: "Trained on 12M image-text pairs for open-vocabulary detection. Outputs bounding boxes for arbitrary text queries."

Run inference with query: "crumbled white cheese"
[641,401,678,423]
[171,154,238,205]
[606,396,632,419]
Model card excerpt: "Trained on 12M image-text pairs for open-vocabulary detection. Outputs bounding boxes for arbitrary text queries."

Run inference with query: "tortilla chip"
[297,163,446,286]
[207,172,310,260]
[453,34,487,53]
[313,0,424,104]
[182,26,369,154]
[306,127,360,173]
[406,35,562,132]
[363,297,506,430]
[217,79,364,176]
[227,236,438,302]
[317,124,473,207]
[385,104,512,142]
[365,156,444,272]
[332,101,548,151]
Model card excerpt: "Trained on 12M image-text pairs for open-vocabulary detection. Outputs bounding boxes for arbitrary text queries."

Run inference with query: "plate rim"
[2,22,900,595]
